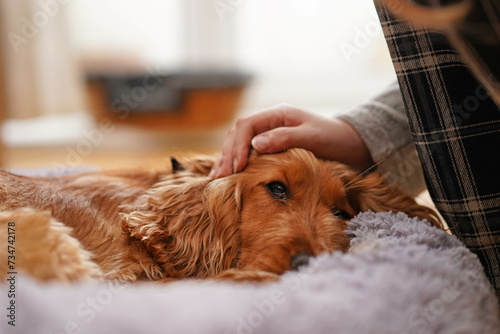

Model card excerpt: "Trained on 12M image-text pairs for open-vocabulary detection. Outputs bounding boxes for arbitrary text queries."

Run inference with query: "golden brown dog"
[0,149,439,283]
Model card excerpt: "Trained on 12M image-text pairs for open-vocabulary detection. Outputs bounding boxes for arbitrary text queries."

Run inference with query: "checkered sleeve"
[375,0,500,291]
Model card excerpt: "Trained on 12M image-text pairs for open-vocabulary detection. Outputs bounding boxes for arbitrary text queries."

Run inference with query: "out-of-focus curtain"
[0,0,84,119]
[184,0,236,68]
[0,8,5,166]
[0,8,6,121]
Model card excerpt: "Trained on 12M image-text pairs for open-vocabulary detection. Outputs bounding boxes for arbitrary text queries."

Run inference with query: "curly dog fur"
[0,149,440,282]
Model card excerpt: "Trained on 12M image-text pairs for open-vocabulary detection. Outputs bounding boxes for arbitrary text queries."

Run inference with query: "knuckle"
[274,103,291,112]
[234,116,249,128]
[279,131,290,146]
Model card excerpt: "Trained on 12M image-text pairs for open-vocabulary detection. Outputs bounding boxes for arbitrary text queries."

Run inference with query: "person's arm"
[337,82,426,195]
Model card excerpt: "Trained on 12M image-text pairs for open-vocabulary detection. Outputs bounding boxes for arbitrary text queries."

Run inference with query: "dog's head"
[125,148,439,279]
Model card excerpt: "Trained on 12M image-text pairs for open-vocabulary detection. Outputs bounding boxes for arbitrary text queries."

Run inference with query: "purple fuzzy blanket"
[0,211,498,334]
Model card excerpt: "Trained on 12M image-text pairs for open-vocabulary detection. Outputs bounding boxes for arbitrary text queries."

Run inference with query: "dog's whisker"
[344,159,386,192]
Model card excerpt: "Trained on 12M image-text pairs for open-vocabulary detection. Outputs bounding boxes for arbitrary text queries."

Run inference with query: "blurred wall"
[66,0,396,116]
[1,0,84,119]
[1,0,396,122]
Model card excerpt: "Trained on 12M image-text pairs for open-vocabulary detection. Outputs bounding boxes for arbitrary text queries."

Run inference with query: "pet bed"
[1,170,498,334]
[1,212,498,333]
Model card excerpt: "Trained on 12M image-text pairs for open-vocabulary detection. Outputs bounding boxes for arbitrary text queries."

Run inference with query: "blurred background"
[0,0,396,171]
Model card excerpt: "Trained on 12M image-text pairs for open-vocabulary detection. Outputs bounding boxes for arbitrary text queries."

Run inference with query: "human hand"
[209,104,374,178]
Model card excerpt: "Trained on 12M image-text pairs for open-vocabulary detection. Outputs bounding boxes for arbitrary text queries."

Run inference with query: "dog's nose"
[290,253,311,271]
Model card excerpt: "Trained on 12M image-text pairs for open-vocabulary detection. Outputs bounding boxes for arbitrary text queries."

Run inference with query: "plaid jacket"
[374,0,500,291]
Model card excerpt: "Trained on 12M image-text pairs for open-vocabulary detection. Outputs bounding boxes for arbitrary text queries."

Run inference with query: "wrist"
[334,119,374,171]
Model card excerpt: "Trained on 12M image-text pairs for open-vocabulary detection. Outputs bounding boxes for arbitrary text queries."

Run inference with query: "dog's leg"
[0,208,102,282]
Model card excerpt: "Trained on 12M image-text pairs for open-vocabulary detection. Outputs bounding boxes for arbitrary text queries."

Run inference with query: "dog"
[0,148,440,283]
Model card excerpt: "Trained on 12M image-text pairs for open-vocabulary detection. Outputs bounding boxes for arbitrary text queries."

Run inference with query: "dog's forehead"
[248,149,348,190]
[284,156,347,193]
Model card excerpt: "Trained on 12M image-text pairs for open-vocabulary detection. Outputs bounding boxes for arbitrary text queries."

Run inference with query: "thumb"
[251,127,304,153]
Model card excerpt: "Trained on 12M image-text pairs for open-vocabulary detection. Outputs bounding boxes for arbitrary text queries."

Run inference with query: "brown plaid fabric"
[375,0,500,291]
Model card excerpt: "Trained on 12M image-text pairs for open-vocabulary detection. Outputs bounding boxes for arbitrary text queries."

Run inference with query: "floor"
[2,112,228,170]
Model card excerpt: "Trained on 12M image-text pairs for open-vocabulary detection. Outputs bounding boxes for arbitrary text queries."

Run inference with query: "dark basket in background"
[86,70,251,131]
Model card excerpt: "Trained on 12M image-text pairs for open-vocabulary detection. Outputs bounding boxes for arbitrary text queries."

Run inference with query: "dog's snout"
[290,253,311,271]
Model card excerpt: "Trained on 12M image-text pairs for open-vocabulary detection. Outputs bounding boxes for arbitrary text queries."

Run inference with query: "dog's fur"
[0,149,440,282]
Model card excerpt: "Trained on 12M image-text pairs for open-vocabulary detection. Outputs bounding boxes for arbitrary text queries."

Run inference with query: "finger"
[213,105,305,178]
[251,126,310,154]
[214,112,276,177]
[208,154,222,179]
[213,126,238,178]
[227,117,256,175]
[231,106,303,173]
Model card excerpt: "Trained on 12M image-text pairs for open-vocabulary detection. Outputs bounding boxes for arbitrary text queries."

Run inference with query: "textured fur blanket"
[1,211,498,334]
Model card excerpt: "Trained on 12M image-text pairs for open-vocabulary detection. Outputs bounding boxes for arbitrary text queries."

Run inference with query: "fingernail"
[251,135,269,151]
[233,158,239,174]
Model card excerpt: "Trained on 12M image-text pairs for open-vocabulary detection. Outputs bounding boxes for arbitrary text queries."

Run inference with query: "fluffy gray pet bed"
[1,211,498,334]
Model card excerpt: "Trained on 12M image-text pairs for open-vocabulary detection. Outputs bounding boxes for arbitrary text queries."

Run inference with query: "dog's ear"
[345,171,441,228]
[184,156,216,176]
[203,176,242,270]
[170,157,185,174]
[123,173,241,278]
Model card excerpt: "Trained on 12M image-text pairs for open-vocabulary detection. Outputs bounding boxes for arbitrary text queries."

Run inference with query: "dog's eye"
[266,182,289,200]
[332,210,352,220]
